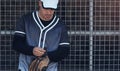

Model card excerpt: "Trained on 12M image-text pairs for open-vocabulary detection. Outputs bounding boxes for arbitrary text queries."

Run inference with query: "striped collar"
[32,11,58,30]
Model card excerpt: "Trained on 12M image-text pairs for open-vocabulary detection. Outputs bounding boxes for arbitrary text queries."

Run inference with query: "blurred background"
[0,0,120,71]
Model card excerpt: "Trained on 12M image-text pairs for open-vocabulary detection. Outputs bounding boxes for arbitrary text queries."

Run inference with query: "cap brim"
[41,0,58,9]
[42,2,57,10]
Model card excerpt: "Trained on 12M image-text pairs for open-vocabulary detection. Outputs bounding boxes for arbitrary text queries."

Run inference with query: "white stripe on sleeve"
[59,43,70,45]
[14,31,26,34]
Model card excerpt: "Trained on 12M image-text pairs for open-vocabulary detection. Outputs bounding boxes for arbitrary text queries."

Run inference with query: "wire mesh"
[93,0,120,71]
[0,0,120,71]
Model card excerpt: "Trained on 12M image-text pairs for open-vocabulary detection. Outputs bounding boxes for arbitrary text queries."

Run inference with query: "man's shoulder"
[21,11,34,19]
[17,11,35,24]
[56,18,67,28]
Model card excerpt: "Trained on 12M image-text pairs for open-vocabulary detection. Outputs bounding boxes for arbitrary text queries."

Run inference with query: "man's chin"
[44,17,52,21]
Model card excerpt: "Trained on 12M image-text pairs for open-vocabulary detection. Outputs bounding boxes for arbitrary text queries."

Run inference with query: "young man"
[12,0,70,71]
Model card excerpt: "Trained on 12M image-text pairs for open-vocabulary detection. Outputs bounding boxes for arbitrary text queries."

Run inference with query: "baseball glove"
[29,56,50,71]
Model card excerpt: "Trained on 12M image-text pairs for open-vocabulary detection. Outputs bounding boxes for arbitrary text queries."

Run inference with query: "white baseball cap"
[41,0,59,9]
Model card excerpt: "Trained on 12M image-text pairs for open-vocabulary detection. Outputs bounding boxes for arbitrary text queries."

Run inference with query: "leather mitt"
[29,56,50,71]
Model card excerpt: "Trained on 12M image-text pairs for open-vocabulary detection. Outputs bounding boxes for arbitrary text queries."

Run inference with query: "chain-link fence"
[0,0,120,71]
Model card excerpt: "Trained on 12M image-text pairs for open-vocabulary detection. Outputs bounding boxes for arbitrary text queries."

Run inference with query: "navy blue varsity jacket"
[12,11,70,71]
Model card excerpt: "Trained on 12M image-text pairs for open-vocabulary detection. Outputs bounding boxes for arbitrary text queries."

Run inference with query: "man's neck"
[40,15,54,27]
[38,11,53,21]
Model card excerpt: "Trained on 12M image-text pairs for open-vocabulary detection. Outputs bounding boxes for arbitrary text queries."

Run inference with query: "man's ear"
[38,1,42,7]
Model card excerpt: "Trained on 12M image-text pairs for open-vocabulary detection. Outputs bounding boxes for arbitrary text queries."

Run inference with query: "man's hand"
[33,47,46,57]
[29,56,50,71]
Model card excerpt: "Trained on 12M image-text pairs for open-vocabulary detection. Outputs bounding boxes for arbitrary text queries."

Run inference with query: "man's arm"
[47,45,70,62]
[12,34,34,55]
[47,24,70,62]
